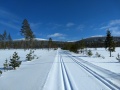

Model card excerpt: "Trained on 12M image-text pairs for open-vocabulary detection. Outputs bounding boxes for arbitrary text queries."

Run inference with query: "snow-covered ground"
[0,49,57,90]
[0,48,120,90]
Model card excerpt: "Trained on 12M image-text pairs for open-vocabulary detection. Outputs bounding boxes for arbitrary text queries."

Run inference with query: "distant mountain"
[78,35,120,43]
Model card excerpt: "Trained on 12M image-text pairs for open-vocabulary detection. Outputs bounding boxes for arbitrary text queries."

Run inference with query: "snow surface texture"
[43,49,120,90]
[0,49,57,90]
[0,48,120,90]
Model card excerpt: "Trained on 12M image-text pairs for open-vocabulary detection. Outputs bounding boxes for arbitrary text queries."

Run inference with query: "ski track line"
[63,51,120,90]
[59,53,74,90]
[43,49,77,90]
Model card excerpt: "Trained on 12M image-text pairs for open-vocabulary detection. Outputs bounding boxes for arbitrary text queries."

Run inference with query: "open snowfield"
[0,49,57,90]
[0,48,120,90]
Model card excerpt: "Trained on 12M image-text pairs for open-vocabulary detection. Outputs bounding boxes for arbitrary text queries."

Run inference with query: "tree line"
[63,30,115,57]
[0,19,116,57]
[0,19,59,50]
[0,30,12,49]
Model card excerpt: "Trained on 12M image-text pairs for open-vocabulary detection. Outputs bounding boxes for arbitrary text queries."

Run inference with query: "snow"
[13,38,48,41]
[80,48,120,73]
[0,49,57,90]
[0,48,120,90]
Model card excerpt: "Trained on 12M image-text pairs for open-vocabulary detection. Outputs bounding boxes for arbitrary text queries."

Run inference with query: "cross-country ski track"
[43,49,120,90]
[0,49,120,90]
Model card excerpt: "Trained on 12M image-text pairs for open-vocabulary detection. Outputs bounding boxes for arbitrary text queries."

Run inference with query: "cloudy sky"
[0,0,120,41]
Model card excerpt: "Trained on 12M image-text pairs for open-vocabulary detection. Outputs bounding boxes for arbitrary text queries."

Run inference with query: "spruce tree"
[9,52,21,69]
[79,39,85,54]
[48,38,52,50]
[105,30,115,57]
[20,19,35,49]
[8,33,12,49]
[3,30,7,49]
[26,50,34,61]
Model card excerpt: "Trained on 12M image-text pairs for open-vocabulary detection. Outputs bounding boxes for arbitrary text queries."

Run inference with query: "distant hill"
[81,36,120,42]
[76,35,120,47]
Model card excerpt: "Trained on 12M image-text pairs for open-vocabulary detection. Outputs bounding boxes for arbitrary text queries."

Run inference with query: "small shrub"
[26,50,35,61]
[3,59,9,71]
[101,56,105,59]
[116,53,120,62]
[87,50,93,57]
[54,48,57,50]
[95,52,101,57]
[0,70,2,75]
[9,52,21,70]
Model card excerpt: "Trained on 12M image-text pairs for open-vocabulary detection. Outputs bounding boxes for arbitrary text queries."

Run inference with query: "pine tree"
[3,30,7,41]
[40,41,44,49]
[9,52,21,70]
[20,19,35,49]
[8,33,12,49]
[79,39,85,54]
[3,30,7,49]
[105,30,115,57]
[48,38,52,50]
[26,50,34,61]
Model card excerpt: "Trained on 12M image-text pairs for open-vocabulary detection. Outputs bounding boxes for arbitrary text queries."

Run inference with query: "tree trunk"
[110,50,111,57]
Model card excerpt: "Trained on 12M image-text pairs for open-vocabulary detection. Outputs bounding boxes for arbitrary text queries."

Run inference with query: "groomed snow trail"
[64,51,120,90]
[43,49,118,90]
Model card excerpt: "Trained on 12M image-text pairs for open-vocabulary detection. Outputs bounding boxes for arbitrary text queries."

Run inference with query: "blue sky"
[0,0,120,41]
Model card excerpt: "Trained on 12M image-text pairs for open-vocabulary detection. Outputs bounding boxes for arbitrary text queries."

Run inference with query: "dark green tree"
[26,50,34,61]
[48,38,52,50]
[105,30,115,57]
[40,41,44,49]
[8,33,12,49]
[20,19,35,49]
[79,39,85,54]
[70,43,78,53]
[87,50,93,57]
[3,30,7,41]
[3,30,7,49]
[0,70,2,75]
[9,52,21,69]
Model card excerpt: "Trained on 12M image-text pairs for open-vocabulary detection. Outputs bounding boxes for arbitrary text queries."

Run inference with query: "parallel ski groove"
[64,51,120,90]
[59,52,74,90]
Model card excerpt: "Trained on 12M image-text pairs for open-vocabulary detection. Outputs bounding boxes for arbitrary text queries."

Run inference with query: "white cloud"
[109,20,120,26]
[47,33,65,37]
[100,19,120,36]
[66,22,75,27]
[112,30,120,36]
